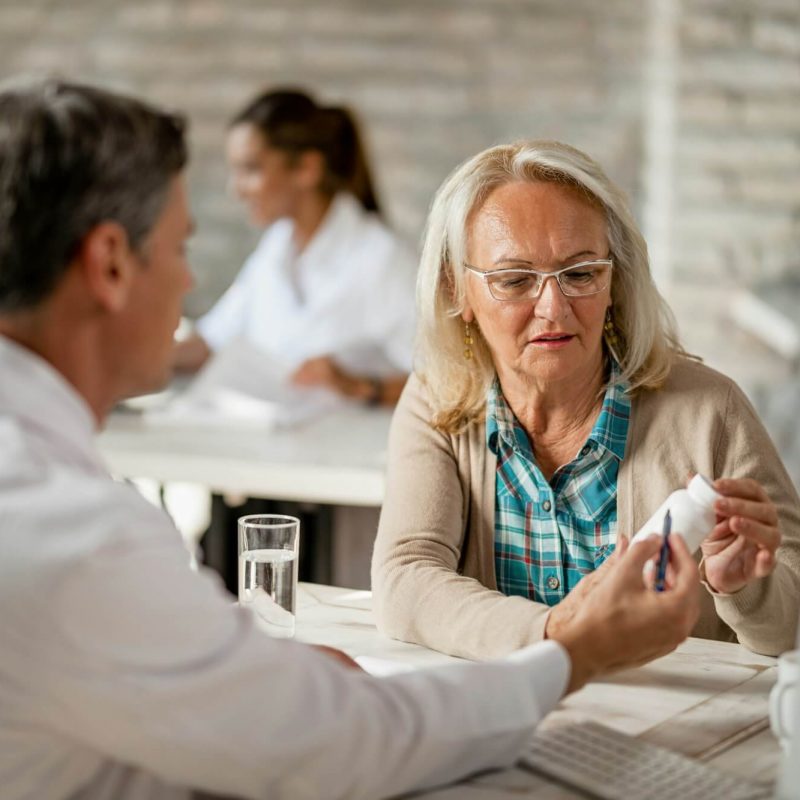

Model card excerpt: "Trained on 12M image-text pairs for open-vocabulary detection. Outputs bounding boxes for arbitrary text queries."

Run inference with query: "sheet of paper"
[142,339,345,428]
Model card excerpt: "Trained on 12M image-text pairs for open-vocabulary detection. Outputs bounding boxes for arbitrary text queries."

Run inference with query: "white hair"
[415,140,685,433]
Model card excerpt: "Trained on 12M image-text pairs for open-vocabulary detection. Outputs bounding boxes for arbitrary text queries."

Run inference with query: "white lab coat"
[0,335,570,800]
[197,193,417,376]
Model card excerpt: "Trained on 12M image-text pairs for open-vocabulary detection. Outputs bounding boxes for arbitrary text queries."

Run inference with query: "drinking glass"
[771,649,799,751]
[238,515,300,638]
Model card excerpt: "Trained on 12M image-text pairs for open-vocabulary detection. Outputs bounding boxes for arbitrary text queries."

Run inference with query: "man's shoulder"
[0,420,172,554]
[0,416,47,489]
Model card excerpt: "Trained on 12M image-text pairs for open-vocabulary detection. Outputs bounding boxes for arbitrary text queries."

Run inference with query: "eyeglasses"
[463,258,613,302]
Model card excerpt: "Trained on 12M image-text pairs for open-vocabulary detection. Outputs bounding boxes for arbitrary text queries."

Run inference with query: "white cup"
[770,649,799,752]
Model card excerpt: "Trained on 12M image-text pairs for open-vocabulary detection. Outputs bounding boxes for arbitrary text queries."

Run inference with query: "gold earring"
[464,321,474,361]
[604,308,621,360]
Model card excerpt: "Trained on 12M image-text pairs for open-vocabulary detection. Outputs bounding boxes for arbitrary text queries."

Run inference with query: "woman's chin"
[516,347,596,383]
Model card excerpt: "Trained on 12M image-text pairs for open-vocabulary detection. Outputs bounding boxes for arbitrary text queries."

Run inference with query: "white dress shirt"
[0,335,570,800]
[197,193,417,376]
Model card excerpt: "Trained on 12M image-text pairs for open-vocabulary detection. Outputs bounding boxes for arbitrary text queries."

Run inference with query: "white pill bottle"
[631,474,722,554]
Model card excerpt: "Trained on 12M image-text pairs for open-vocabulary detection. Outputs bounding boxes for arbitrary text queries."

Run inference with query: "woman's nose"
[534,275,570,319]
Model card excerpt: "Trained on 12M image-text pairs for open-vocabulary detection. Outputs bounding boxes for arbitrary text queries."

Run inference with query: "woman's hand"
[547,535,700,693]
[291,356,390,404]
[291,355,348,393]
[700,477,781,594]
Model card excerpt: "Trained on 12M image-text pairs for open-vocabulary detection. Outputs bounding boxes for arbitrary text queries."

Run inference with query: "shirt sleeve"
[50,509,570,800]
[195,246,264,353]
[709,380,800,655]
[370,239,418,374]
[372,376,554,660]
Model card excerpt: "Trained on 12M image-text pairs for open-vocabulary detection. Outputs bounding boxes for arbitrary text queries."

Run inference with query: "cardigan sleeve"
[371,375,551,661]
[709,379,800,656]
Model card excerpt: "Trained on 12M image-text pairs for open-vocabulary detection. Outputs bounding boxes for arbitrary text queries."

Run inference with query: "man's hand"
[548,534,701,694]
[701,478,781,594]
[544,548,617,640]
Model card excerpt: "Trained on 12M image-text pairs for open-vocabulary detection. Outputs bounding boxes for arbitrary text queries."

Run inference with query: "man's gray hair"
[0,77,187,311]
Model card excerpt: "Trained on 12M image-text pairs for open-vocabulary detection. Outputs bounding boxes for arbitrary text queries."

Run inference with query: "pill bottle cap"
[687,474,720,508]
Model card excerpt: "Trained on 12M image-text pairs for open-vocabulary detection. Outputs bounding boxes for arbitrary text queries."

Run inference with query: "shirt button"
[546,575,560,590]
[581,445,591,456]
[542,500,552,512]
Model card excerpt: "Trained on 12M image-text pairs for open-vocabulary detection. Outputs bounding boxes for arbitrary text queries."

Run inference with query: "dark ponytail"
[231,89,381,215]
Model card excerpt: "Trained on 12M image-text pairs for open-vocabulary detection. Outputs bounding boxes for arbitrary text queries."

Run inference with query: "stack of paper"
[143,339,344,428]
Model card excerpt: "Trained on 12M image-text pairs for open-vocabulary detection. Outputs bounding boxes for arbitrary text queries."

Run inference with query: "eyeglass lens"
[487,262,611,300]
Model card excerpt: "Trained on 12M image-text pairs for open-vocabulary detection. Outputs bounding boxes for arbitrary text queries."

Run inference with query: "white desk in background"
[294,583,783,799]
[97,405,393,507]
[98,406,393,588]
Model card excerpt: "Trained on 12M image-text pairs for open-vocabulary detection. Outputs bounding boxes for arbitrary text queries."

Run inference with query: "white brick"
[742,97,800,131]
[680,53,800,91]
[116,3,175,31]
[0,6,46,34]
[679,90,741,126]
[180,1,230,29]
[680,13,745,48]
[0,0,796,387]
[752,17,800,57]
[228,6,293,34]
[678,135,800,169]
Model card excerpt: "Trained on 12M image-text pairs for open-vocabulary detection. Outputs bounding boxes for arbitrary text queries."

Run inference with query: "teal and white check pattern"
[488,366,630,606]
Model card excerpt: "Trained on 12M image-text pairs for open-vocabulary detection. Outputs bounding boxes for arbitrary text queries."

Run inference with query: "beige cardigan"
[372,358,800,660]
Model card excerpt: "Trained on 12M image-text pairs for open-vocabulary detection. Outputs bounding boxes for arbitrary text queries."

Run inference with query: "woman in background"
[175,88,415,406]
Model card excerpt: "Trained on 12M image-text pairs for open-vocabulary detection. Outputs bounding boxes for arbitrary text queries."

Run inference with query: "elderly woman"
[372,140,800,660]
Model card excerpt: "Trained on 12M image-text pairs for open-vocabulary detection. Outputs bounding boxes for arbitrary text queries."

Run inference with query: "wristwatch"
[364,378,382,407]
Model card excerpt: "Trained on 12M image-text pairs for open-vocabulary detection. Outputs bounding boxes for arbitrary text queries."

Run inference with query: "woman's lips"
[529,334,575,349]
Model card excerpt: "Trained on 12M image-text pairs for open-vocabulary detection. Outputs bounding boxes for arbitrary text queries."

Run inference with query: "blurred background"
[1,0,797,484]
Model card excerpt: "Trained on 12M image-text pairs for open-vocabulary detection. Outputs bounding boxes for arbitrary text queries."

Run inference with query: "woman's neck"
[291,192,333,254]
[498,356,606,444]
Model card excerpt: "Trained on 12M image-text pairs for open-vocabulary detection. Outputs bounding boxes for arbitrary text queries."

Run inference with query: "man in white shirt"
[0,77,702,800]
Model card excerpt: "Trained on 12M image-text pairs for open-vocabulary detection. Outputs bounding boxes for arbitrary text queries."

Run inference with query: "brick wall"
[0,0,647,316]
[0,0,797,384]
[642,0,800,399]
[673,0,800,286]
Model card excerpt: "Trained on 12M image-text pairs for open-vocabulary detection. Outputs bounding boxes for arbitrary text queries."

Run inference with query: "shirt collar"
[295,193,363,273]
[486,361,630,461]
[486,380,534,458]
[588,363,630,461]
[0,335,105,473]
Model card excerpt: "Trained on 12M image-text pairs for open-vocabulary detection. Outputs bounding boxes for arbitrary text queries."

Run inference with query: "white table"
[295,583,782,798]
[98,405,393,507]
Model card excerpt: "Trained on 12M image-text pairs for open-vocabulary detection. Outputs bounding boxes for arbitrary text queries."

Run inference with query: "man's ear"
[75,222,137,313]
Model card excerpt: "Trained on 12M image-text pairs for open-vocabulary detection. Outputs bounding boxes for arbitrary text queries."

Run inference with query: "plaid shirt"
[488,368,630,606]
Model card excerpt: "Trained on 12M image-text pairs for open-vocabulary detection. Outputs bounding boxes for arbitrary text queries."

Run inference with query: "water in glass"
[239,548,297,638]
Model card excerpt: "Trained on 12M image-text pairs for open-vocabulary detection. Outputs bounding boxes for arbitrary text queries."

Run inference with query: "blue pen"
[654,509,672,592]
